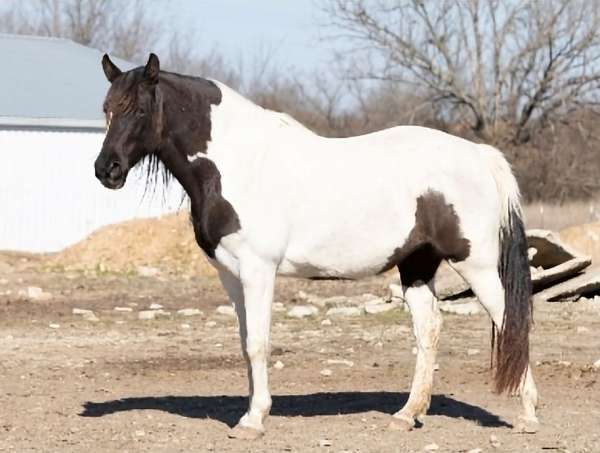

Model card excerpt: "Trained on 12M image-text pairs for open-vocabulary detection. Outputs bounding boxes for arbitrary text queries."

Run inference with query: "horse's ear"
[143,53,160,85]
[102,54,122,83]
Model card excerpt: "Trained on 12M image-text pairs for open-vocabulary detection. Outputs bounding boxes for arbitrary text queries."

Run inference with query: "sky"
[0,0,338,75]
[153,0,335,76]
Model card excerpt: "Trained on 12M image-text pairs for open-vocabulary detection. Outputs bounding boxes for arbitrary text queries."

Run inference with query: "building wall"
[0,129,185,252]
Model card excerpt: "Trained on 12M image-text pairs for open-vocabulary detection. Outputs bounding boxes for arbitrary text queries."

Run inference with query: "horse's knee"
[245,338,268,362]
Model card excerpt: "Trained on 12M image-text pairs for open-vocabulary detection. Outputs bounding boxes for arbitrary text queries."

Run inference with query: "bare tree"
[323,0,600,144]
[0,0,161,62]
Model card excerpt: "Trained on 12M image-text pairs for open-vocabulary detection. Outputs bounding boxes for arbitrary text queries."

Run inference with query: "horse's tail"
[481,144,532,394]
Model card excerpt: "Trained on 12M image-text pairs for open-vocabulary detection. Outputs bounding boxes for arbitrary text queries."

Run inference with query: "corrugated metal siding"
[0,129,185,252]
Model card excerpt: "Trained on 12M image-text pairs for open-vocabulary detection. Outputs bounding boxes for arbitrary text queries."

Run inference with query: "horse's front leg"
[228,259,276,439]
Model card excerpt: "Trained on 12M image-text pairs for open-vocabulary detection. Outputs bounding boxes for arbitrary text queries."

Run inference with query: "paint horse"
[94,54,539,439]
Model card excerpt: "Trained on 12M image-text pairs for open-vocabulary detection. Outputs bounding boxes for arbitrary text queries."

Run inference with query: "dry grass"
[523,199,600,231]
[50,211,216,277]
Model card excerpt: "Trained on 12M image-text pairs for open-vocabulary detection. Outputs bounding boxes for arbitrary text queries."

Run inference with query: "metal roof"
[0,34,134,130]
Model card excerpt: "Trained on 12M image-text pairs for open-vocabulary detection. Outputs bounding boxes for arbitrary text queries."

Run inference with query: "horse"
[94,53,539,439]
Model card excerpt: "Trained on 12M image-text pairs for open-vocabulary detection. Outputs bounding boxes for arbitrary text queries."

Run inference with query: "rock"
[114,306,133,312]
[326,359,354,367]
[364,300,398,314]
[20,286,52,302]
[149,303,163,310]
[48,323,60,329]
[389,283,404,299]
[355,293,384,304]
[180,323,191,329]
[535,268,600,302]
[83,312,99,322]
[577,326,590,333]
[531,256,591,291]
[312,295,352,308]
[424,443,439,451]
[326,306,363,317]
[489,434,500,448]
[467,449,483,453]
[205,321,217,327]
[439,299,481,315]
[273,360,284,370]
[593,358,600,369]
[527,229,588,268]
[467,348,480,356]
[320,368,332,377]
[138,310,158,320]
[177,308,203,317]
[318,439,332,447]
[72,308,93,316]
[287,305,319,319]
[273,302,286,312]
[321,318,332,326]
[137,266,160,277]
[216,305,236,317]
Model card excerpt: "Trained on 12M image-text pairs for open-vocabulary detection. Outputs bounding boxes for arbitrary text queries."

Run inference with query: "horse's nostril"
[108,161,122,179]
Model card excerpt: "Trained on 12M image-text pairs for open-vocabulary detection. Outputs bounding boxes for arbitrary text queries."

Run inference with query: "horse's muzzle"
[95,157,126,189]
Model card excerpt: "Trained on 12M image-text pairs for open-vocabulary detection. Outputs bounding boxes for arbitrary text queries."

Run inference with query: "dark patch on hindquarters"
[186,158,241,258]
[382,190,470,287]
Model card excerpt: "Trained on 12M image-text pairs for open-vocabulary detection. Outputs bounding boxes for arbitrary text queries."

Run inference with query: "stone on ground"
[176,308,203,317]
[215,305,236,317]
[326,306,363,317]
[287,305,319,319]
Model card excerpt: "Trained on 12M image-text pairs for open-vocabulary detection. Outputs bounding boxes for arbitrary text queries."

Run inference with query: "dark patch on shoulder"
[382,190,470,287]
[187,158,240,258]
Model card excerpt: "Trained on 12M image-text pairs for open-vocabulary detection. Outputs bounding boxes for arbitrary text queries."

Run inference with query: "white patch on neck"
[187,152,211,163]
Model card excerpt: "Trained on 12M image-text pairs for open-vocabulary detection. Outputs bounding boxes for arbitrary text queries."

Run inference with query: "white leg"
[217,269,252,394]
[227,259,276,439]
[450,262,539,432]
[390,281,442,431]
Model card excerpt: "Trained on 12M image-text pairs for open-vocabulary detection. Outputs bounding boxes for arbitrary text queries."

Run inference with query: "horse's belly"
[278,234,404,278]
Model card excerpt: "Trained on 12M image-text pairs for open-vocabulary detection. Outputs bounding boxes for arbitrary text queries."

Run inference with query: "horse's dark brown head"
[95,53,164,189]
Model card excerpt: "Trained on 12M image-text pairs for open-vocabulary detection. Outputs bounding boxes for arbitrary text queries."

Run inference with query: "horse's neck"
[208,82,267,153]
[207,81,314,159]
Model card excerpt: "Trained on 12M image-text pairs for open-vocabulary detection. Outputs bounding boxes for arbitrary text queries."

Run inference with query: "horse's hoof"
[515,417,539,434]
[228,424,264,440]
[388,416,414,432]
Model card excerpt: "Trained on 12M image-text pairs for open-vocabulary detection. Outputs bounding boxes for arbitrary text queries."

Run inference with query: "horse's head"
[95,53,164,189]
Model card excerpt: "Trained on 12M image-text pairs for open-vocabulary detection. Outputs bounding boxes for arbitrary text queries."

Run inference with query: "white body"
[189,82,538,437]
[206,83,499,279]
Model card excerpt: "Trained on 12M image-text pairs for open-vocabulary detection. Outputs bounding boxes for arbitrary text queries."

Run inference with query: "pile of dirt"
[50,212,216,277]
[560,221,600,263]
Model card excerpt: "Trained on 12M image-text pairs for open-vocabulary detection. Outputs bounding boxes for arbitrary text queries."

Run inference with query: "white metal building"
[0,34,184,252]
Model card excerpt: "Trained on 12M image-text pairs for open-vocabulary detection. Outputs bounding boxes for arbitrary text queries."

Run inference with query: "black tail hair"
[493,206,532,394]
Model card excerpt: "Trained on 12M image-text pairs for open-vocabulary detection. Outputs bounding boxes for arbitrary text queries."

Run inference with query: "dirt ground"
[1,256,599,453]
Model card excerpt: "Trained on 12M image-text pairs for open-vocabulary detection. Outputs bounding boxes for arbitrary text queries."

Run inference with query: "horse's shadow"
[80,391,511,429]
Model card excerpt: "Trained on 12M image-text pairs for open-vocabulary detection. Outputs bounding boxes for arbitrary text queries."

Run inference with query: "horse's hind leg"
[389,249,443,431]
[449,260,539,432]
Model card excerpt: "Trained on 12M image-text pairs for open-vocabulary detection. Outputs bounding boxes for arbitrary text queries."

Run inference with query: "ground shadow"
[80,392,511,429]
